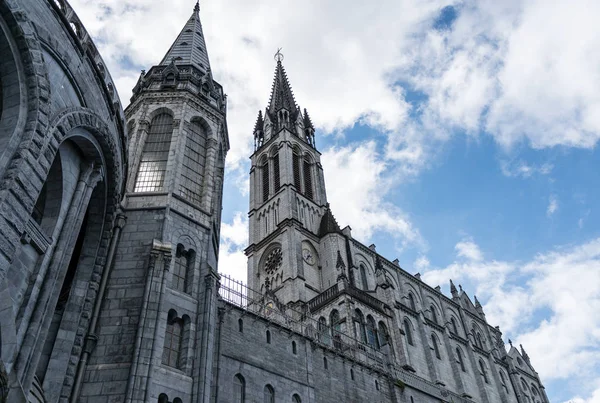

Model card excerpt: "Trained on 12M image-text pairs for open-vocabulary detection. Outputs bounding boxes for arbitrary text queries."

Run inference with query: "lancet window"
[135,113,173,192]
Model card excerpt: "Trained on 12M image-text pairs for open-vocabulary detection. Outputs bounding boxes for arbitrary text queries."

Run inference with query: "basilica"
[0,0,547,402]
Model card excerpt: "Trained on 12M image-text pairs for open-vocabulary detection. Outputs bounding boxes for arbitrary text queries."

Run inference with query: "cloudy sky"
[69,0,600,400]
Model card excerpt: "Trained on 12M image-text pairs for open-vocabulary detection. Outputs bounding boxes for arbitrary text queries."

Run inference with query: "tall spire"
[160,3,211,71]
[267,57,298,116]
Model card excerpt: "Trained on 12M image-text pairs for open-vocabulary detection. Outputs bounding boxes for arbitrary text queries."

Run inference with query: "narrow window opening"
[456,347,466,372]
[360,264,368,290]
[292,394,302,403]
[238,318,243,333]
[292,341,297,355]
[273,152,281,192]
[350,368,354,381]
[262,158,269,202]
[408,293,416,311]
[431,334,441,359]
[292,152,301,191]
[479,360,489,384]
[451,317,459,335]
[303,158,313,200]
[234,374,245,403]
[375,380,379,391]
[323,357,328,369]
[403,320,414,346]
[264,385,275,403]
[430,305,438,324]
[266,330,271,344]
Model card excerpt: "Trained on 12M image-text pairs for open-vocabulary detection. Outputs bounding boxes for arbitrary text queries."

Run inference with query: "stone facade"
[0,1,548,403]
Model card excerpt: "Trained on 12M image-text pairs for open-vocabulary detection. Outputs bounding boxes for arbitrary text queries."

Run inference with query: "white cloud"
[414,256,431,271]
[455,238,483,261]
[322,141,423,248]
[547,195,559,216]
[563,385,600,403]
[421,238,600,390]
[218,212,248,281]
[500,160,553,178]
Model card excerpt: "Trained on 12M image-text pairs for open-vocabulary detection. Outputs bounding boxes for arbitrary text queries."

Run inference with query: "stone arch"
[425,296,442,324]
[0,1,52,201]
[11,121,120,397]
[403,282,421,310]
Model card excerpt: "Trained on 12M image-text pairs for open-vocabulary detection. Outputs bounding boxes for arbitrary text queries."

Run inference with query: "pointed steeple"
[318,204,341,236]
[520,344,531,363]
[268,59,298,116]
[160,2,211,71]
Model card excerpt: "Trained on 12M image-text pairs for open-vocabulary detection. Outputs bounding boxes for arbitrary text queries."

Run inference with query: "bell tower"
[82,3,229,403]
[246,53,329,306]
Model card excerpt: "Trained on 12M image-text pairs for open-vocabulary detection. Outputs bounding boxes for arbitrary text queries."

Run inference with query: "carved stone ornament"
[264,248,282,275]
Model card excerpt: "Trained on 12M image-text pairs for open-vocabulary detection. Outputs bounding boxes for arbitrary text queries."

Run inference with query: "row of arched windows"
[260,148,314,203]
[132,113,212,205]
[405,291,487,347]
[352,309,388,349]
[233,374,302,403]
[402,317,499,386]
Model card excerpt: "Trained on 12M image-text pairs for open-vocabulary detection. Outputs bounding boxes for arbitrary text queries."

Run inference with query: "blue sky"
[70,0,600,400]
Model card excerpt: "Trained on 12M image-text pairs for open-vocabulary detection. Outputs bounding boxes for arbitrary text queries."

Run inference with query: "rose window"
[264,248,283,275]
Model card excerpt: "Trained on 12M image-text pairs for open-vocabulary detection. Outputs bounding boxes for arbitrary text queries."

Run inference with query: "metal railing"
[218,274,386,370]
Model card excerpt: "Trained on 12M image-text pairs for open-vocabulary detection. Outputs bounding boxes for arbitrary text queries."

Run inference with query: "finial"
[508,339,513,348]
[274,47,284,63]
[194,0,200,12]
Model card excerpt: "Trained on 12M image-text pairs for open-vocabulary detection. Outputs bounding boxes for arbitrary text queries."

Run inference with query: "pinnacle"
[159,3,211,72]
[267,59,298,115]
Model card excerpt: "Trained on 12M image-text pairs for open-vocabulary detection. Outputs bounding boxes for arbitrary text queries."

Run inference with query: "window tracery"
[135,113,173,192]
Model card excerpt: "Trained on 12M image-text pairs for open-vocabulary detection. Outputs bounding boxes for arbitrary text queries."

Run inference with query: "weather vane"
[274,48,284,62]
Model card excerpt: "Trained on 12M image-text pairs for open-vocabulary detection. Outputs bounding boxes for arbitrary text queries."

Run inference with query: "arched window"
[292,340,297,355]
[430,304,438,324]
[292,150,302,190]
[172,245,193,293]
[264,384,275,403]
[261,157,269,202]
[158,393,169,403]
[173,398,182,403]
[403,319,414,346]
[479,360,489,384]
[375,379,379,391]
[234,374,245,403]
[266,330,271,344]
[408,293,416,311]
[456,347,466,372]
[378,321,389,347]
[499,371,509,393]
[431,334,441,359]
[135,113,173,192]
[323,356,328,369]
[359,264,368,290]
[162,312,183,368]
[273,151,281,193]
[330,310,342,349]
[476,332,484,348]
[238,318,243,333]
[180,119,207,205]
[350,368,355,380]
[354,309,366,343]
[451,317,459,335]
[318,317,329,345]
[410,398,414,403]
[366,316,378,348]
[303,156,313,200]
[292,394,302,403]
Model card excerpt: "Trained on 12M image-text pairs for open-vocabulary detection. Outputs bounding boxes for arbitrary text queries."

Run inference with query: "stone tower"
[246,57,330,306]
[78,3,229,403]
